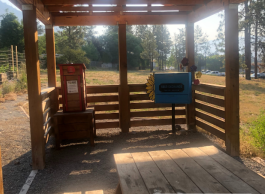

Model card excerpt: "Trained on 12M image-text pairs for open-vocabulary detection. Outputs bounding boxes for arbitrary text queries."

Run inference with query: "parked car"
[251,72,265,78]
[218,72,225,76]
[204,70,211,74]
[207,71,219,76]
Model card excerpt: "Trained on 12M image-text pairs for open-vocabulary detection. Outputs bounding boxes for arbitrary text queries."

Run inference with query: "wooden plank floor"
[114,146,265,194]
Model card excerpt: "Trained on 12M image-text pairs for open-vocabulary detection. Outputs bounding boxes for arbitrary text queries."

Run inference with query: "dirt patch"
[4,93,17,101]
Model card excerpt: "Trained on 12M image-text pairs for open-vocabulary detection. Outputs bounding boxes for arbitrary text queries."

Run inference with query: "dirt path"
[0,94,33,194]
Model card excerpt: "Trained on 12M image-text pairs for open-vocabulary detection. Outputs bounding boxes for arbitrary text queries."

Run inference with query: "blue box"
[154,72,192,104]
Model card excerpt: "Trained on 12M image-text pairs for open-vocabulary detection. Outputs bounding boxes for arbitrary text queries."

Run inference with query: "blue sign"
[154,72,192,104]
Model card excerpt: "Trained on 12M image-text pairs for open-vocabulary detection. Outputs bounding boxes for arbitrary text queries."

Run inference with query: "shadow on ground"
[23,128,216,194]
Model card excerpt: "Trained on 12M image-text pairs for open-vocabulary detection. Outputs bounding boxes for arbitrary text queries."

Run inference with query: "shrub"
[15,63,27,92]
[250,110,265,153]
[2,80,15,95]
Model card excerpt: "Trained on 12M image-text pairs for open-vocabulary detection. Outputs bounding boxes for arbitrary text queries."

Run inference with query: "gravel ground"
[0,96,265,194]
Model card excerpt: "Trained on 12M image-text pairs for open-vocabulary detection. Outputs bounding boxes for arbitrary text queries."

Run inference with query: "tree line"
[1,0,265,78]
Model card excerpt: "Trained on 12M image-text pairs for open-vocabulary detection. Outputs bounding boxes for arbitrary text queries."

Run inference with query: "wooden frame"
[0,146,3,194]
[16,0,242,169]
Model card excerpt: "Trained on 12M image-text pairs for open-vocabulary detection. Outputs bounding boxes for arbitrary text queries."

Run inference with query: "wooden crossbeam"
[43,0,204,5]
[47,5,194,12]
[9,0,51,25]
[53,14,187,25]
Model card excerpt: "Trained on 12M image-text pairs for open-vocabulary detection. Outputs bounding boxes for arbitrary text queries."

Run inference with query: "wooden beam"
[185,22,196,131]
[0,147,3,194]
[9,0,51,25]
[47,5,194,12]
[46,25,59,114]
[22,5,45,170]
[53,14,187,25]
[43,0,204,5]
[188,0,229,23]
[118,24,130,133]
[225,4,240,156]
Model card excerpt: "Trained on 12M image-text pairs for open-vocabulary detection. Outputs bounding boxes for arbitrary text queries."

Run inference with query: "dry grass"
[4,93,17,101]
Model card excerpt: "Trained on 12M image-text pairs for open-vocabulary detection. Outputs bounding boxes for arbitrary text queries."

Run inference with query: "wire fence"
[0,45,26,76]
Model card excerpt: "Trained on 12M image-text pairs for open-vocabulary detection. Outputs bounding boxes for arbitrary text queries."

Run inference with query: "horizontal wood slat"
[129,84,146,92]
[130,102,185,109]
[41,87,55,101]
[87,95,119,103]
[193,84,225,96]
[88,104,119,111]
[95,113,119,120]
[86,85,119,94]
[195,102,225,118]
[130,94,150,101]
[57,87,62,95]
[42,98,51,112]
[131,110,186,118]
[196,111,225,129]
[96,121,119,129]
[196,119,225,140]
[195,93,225,107]
[131,118,186,127]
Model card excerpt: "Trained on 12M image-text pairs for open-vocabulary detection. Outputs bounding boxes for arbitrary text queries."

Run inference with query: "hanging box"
[154,72,192,104]
[59,64,86,112]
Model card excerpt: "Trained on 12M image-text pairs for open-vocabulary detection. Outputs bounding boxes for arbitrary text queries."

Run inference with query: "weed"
[249,110,265,153]
[2,80,15,95]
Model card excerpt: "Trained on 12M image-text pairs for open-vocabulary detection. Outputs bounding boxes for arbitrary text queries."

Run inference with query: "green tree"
[174,28,186,71]
[214,12,225,70]
[0,11,24,52]
[82,42,100,61]
[127,33,143,69]
[140,29,159,72]
[58,47,90,64]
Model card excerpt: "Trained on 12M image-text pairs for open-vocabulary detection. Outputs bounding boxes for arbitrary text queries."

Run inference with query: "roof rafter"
[42,0,204,5]
[53,13,188,26]
[47,5,194,12]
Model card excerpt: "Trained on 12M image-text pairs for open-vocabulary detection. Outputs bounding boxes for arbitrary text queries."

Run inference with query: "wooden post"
[185,22,196,131]
[0,147,3,194]
[225,4,240,156]
[11,45,14,74]
[118,24,130,133]
[15,46,18,78]
[46,25,59,112]
[22,4,45,169]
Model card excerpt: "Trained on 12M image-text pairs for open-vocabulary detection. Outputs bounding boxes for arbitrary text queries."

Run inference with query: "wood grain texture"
[86,85,119,94]
[128,84,146,92]
[114,153,149,194]
[195,92,225,107]
[130,109,186,118]
[193,83,225,96]
[132,152,175,194]
[183,148,259,194]
[95,113,119,120]
[200,146,265,194]
[166,149,229,193]
[196,119,225,140]
[118,24,130,132]
[87,95,119,103]
[130,94,150,101]
[195,111,225,129]
[23,6,45,169]
[89,104,119,111]
[130,118,186,127]
[224,5,240,156]
[149,150,201,193]
[130,102,184,109]
[195,102,225,118]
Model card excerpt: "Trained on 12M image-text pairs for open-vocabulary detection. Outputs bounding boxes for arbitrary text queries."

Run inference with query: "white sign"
[67,80,78,93]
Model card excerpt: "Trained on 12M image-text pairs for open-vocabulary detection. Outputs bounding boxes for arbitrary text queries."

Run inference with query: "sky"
[1,0,223,41]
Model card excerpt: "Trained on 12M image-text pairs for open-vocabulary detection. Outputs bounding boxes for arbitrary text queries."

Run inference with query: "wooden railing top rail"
[86,85,119,94]
[128,84,146,92]
[41,87,55,101]
[193,83,225,96]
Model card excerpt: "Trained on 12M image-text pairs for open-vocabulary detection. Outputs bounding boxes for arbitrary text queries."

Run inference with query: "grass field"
[40,69,265,125]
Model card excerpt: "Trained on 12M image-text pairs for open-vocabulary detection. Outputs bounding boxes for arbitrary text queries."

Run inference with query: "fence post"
[15,46,18,78]
[185,22,196,131]
[118,24,130,133]
[225,4,240,156]
[11,45,14,74]
[0,146,3,194]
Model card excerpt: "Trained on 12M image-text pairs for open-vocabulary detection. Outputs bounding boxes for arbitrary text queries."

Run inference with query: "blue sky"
[1,0,223,40]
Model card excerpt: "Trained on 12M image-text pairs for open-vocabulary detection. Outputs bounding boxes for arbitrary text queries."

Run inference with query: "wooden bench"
[114,146,265,194]
[53,109,95,148]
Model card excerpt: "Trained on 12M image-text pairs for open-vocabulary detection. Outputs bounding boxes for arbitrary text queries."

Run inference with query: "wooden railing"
[41,87,56,144]
[129,84,186,127]
[193,83,226,140]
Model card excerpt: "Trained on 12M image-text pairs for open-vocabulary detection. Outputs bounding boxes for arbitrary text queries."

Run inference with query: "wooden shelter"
[9,0,243,170]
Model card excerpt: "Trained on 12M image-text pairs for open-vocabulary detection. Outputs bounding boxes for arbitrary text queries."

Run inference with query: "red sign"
[67,66,75,74]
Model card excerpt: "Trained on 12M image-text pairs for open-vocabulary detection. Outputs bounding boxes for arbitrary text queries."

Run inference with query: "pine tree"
[174,28,186,71]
